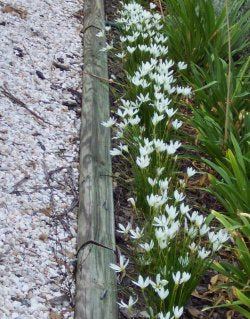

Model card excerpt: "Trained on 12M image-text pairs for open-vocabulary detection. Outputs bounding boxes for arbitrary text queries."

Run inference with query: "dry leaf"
[40,207,53,216]
[210,274,219,285]
[39,233,48,241]
[49,312,62,319]
[187,307,202,317]
[191,290,212,302]
[1,5,27,18]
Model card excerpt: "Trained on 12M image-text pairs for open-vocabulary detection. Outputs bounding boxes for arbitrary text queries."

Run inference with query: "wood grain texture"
[74,0,117,318]
[78,0,115,251]
[75,244,117,319]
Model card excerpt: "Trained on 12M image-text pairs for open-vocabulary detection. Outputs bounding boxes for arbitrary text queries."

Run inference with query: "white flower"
[100,41,113,52]
[150,274,168,291]
[217,229,230,243]
[180,203,190,215]
[176,86,192,96]
[117,222,132,235]
[197,247,210,259]
[208,231,218,243]
[110,255,129,273]
[146,193,167,208]
[127,46,136,54]
[132,275,150,289]
[178,61,187,70]
[166,141,182,155]
[173,306,184,319]
[158,238,168,249]
[189,242,197,252]
[130,226,144,239]
[119,144,128,152]
[187,225,198,238]
[96,30,105,38]
[129,115,141,125]
[152,113,164,126]
[118,296,138,311]
[150,2,156,9]
[157,287,169,300]
[154,139,167,152]
[153,215,169,227]
[157,167,164,176]
[127,197,136,207]
[187,167,197,177]
[101,117,116,127]
[148,177,158,187]
[180,272,191,284]
[140,240,154,252]
[159,179,169,191]
[158,312,171,319]
[199,224,210,236]
[105,26,111,31]
[212,241,222,252]
[172,271,181,285]
[116,52,126,59]
[165,205,178,220]
[172,119,182,130]
[165,108,177,118]
[137,92,150,103]
[174,190,185,202]
[178,255,189,267]
[136,155,150,168]
[110,148,122,156]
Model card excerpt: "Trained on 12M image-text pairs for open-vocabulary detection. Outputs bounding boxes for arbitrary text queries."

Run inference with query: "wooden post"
[74,0,117,318]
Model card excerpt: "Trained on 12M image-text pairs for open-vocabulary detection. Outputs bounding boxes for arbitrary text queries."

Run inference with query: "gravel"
[0,0,83,318]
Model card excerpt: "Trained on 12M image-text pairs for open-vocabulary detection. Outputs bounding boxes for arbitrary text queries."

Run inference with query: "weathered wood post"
[74,0,117,318]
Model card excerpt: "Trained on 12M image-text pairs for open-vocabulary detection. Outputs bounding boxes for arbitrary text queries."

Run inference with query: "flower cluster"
[100,1,229,318]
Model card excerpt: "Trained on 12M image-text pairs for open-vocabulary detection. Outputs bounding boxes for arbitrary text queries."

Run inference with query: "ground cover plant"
[161,0,249,66]
[98,2,237,318]
[156,0,250,316]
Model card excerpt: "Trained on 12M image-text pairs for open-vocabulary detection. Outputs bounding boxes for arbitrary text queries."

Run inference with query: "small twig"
[0,86,56,127]
[10,175,30,194]
[157,0,164,17]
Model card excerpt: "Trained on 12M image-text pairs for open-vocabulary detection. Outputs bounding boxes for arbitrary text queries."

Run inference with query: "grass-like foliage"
[162,0,249,66]
[186,55,250,160]
[210,210,250,318]
[100,2,230,318]
[204,135,250,218]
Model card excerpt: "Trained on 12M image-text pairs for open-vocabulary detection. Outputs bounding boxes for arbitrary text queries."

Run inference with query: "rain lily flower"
[117,296,138,312]
[198,247,211,259]
[110,148,122,156]
[117,222,132,235]
[96,30,105,38]
[110,255,129,273]
[157,287,169,300]
[177,61,187,70]
[187,167,197,177]
[101,117,116,127]
[173,306,184,318]
[150,274,168,291]
[132,275,150,289]
[174,190,185,202]
[136,155,150,168]
[172,119,182,130]
[130,226,144,239]
[158,312,171,319]
[139,240,154,252]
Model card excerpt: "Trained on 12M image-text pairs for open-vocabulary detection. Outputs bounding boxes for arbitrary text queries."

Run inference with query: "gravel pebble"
[0,0,83,318]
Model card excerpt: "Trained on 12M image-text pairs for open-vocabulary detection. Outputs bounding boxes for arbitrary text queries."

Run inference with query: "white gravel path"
[0,1,83,318]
